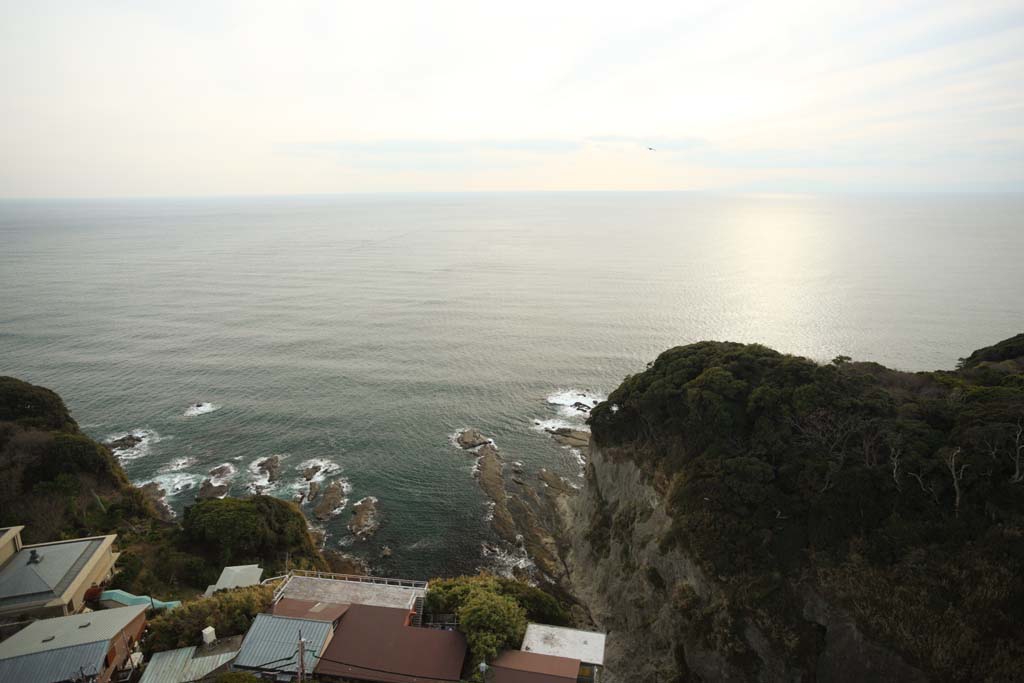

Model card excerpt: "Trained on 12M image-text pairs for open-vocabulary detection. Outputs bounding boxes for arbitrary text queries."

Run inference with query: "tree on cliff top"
[586,334,1024,681]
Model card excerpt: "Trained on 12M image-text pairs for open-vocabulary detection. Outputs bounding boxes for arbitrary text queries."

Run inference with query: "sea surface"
[1,192,1022,579]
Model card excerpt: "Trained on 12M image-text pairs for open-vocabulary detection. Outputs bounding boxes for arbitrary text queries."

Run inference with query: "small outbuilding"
[204,564,263,597]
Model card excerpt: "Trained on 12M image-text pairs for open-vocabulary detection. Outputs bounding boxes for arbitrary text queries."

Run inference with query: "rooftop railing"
[268,569,428,602]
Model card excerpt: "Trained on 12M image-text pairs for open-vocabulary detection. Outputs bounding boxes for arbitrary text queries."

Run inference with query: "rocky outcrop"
[456,428,490,449]
[105,434,142,451]
[197,478,228,500]
[313,480,347,521]
[303,464,322,480]
[256,455,281,482]
[209,464,233,480]
[139,481,174,521]
[324,549,369,575]
[349,496,380,540]
[562,445,929,683]
[545,427,591,449]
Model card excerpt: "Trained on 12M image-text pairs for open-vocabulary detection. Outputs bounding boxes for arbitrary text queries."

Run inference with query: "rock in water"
[545,427,591,448]
[303,464,322,481]
[209,464,233,479]
[313,480,347,520]
[307,481,321,503]
[105,434,143,451]
[457,428,490,449]
[349,497,380,540]
[197,478,228,500]
[256,455,281,482]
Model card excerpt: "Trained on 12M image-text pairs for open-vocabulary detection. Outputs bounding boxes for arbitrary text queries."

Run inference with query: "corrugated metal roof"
[492,650,580,683]
[233,614,330,675]
[0,605,146,659]
[139,644,239,683]
[0,640,108,683]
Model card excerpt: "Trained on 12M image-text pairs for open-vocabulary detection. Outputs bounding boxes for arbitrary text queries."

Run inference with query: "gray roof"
[139,640,242,683]
[0,538,106,610]
[234,614,330,675]
[0,604,146,659]
[0,640,109,683]
[204,564,263,597]
[279,575,424,610]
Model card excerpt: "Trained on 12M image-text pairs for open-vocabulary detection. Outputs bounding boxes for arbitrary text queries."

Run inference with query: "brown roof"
[272,598,349,623]
[490,650,580,683]
[315,604,467,683]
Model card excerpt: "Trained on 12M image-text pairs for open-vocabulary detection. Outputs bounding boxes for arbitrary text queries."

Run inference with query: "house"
[138,635,243,683]
[231,613,332,681]
[315,603,466,683]
[520,624,606,683]
[204,564,263,597]
[0,526,120,619]
[0,604,146,683]
[490,650,580,683]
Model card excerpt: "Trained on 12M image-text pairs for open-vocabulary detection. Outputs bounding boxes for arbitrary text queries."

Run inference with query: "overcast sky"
[2,0,1023,197]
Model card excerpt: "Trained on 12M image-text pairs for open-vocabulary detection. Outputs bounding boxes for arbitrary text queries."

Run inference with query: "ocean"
[1,192,1021,579]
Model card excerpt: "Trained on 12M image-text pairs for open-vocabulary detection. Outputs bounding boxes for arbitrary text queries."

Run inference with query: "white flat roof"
[521,623,606,666]
[279,575,424,610]
[204,564,263,597]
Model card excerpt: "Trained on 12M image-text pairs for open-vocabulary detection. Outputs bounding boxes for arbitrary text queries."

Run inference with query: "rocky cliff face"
[564,444,927,683]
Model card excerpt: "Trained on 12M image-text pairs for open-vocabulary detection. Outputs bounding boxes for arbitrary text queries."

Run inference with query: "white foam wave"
[161,456,196,473]
[532,418,590,433]
[141,472,200,498]
[183,402,219,417]
[104,428,161,462]
[209,463,237,486]
[480,540,535,579]
[246,454,287,493]
[546,389,606,410]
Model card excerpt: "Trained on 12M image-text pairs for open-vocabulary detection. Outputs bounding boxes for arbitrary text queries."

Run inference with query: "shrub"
[144,584,274,655]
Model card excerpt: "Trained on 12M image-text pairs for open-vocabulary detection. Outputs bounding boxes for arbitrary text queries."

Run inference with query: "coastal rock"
[307,481,321,503]
[457,428,490,449]
[313,480,347,521]
[105,434,142,451]
[324,550,369,575]
[303,464,322,481]
[256,455,281,482]
[197,478,228,500]
[545,427,591,449]
[209,464,233,479]
[571,401,593,413]
[139,481,174,521]
[381,545,392,558]
[475,446,517,543]
[349,496,381,540]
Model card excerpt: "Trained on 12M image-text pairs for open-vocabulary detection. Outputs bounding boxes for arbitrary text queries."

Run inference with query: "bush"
[144,584,274,655]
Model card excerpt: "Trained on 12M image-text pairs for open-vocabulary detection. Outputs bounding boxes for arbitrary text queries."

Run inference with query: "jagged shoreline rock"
[456,428,490,449]
[545,427,591,449]
[313,480,347,521]
[256,455,281,482]
[105,434,142,451]
[197,478,227,500]
[139,481,174,521]
[349,497,381,540]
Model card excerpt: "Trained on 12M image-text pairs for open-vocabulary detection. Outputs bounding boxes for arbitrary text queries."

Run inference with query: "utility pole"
[297,629,306,683]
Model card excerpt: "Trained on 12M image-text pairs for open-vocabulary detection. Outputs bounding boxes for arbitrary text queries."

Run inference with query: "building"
[204,564,264,597]
[138,635,242,683]
[490,650,580,683]
[274,571,426,611]
[0,526,120,619]
[315,603,466,683]
[520,624,606,683]
[271,597,349,625]
[0,604,146,683]
[232,613,332,681]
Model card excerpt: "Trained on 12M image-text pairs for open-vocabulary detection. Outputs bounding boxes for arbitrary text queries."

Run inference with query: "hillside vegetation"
[588,334,1024,680]
[0,376,324,599]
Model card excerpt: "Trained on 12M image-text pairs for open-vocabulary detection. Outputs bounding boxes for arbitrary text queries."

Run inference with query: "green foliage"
[427,574,565,669]
[182,496,323,571]
[144,584,274,655]
[24,433,124,489]
[590,334,1024,681]
[0,376,78,432]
